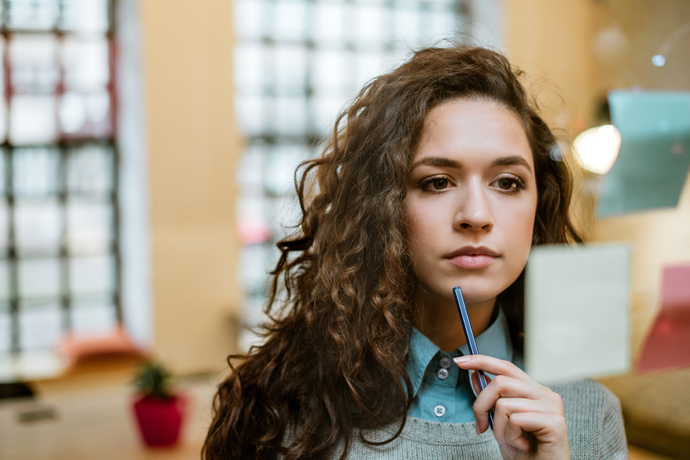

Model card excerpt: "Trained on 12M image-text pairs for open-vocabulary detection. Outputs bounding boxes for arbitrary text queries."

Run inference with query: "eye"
[419,175,452,192]
[493,175,525,193]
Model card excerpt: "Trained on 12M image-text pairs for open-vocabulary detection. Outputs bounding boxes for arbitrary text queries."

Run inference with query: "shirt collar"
[406,308,513,398]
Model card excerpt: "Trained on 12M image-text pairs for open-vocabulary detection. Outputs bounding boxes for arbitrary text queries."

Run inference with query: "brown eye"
[497,177,518,191]
[431,178,449,190]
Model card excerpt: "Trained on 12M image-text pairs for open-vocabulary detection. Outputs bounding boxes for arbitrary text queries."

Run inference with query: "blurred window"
[233,0,470,345]
[0,0,119,355]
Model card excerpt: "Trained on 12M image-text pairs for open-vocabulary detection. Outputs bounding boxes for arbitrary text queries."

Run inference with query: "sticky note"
[525,244,630,382]
[635,264,690,374]
[597,91,690,217]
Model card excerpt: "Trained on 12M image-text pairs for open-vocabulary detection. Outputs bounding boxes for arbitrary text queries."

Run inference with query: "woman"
[204,46,627,460]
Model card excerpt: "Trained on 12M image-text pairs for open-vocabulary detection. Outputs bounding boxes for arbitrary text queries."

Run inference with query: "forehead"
[414,98,533,169]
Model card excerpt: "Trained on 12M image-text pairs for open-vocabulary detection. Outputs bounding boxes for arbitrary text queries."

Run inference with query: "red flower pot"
[132,394,187,447]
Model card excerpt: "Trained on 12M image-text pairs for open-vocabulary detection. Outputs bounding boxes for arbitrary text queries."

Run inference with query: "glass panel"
[353,51,385,93]
[0,151,4,195]
[60,0,110,33]
[313,96,345,135]
[62,38,110,91]
[0,203,7,257]
[313,50,348,97]
[264,145,306,196]
[19,303,62,350]
[67,200,112,256]
[354,4,387,49]
[69,256,114,295]
[427,5,459,43]
[313,2,346,44]
[71,296,117,337]
[274,96,307,136]
[18,258,60,299]
[237,144,266,192]
[234,0,266,41]
[274,44,308,96]
[9,95,58,144]
[272,0,308,42]
[15,200,61,256]
[234,43,265,96]
[6,0,59,31]
[270,194,302,240]
[237,194,271,245]
[235,96,265,136]
[13,147,60,197]
[394,5,422,48]
[0,311,10,353]
[0,260,10,302]
[67,144,112,195]
[9,34,59,94]
[240,243,271,296]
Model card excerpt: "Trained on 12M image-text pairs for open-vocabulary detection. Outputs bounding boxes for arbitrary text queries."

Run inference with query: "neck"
[412,287,496,352]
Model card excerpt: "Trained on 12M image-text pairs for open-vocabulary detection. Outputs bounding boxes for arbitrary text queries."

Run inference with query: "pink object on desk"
[635,264,690,373]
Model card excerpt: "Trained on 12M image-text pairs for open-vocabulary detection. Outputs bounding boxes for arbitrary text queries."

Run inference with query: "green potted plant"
[131,361,187,447]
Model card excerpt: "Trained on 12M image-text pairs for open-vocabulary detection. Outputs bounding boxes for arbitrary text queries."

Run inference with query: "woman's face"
[405,98,538,306]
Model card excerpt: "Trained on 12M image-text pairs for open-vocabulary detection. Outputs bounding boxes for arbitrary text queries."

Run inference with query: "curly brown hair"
[203,45,582,460]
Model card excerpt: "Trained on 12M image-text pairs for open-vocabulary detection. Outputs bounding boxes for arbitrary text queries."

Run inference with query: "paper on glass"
[525,244,630,382]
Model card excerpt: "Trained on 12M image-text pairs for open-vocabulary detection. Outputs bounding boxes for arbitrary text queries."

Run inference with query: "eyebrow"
[410,155,533,173]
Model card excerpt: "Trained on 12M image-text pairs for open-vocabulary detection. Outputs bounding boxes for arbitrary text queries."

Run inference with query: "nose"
[453,180,494,232]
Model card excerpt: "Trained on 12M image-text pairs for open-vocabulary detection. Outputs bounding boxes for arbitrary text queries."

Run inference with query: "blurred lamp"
[573,125,621,175]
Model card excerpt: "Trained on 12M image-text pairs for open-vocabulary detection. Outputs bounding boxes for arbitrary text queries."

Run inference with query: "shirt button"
[433,405,446,417]
[439,357,452,368]
[437,368,449,380]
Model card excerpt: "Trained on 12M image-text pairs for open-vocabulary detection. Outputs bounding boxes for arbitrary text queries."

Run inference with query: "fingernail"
[453,356,471,364]
[475,423,480,435]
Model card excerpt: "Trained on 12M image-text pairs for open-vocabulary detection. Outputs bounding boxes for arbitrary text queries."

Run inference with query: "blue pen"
[453,286,495,431]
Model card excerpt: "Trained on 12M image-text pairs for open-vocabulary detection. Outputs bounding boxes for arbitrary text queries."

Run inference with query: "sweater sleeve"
[599,387,628,460]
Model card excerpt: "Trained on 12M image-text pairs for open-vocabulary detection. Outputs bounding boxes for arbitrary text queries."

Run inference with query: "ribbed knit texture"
[335,379,627,459]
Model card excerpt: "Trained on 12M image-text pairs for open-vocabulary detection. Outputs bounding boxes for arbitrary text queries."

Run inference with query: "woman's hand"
[454,355,570,460]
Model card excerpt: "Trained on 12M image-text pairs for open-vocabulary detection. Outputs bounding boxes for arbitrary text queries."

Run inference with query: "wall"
[139,0,242,374]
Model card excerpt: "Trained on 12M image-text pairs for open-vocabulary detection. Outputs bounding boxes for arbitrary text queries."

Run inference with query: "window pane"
[0,311,10,353]
[71,296,117,337]
[69,256,114,295]
[354,4,387,49]
[9,35,59,94]
[10,95,58,144]
[237,144,266,192]
[19,303,62,350]
[394,5,421,48]
[264,145,305,196]
[313,2,346,43]
[60,0,110,33]
[67,200,112,256]
[272,0,308,42]
[274,96,307,136]
[234,43,265,96]
[62,38,110,91]
[13,147,60,197]
[274,44,308,96]
[234,0,266,41]
[15,200,61,256]
[7,0,59,31]
[0,203,7,257]
[67,145,113,195]
[235,96,265,137]
[0,261,10,302]
[18,258,60,299]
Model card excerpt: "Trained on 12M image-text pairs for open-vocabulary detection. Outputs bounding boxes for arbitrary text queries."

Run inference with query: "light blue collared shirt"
[406,309,522,422]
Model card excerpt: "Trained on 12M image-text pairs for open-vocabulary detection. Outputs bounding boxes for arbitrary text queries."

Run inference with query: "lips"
[445,246,500,269]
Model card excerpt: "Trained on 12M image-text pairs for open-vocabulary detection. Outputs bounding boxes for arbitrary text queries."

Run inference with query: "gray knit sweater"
[335,379,627,459]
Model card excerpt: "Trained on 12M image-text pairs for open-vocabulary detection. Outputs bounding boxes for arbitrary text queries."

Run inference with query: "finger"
[505,419,531,453]
[472,376,549,433]
[470,369,492,396]
[490,393,516,458]
[509,412,568,444]
[454,355,537,384]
